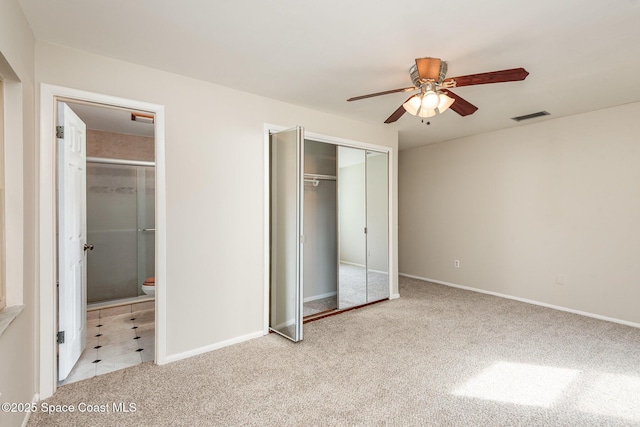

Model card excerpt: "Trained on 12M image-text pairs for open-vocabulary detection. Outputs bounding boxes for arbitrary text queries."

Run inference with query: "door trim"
[262,124,396,335]
[39,84,167,399]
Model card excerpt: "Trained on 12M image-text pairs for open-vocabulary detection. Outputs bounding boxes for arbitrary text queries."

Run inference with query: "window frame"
[0,78,5,312]
[0,51,25,314]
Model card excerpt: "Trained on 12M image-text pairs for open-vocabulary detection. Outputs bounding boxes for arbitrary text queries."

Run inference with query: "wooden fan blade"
[443,67,529,87]
[415,57,442,81]
[445,90,478,116]
[384,96,414,123]
[347,87,415,102]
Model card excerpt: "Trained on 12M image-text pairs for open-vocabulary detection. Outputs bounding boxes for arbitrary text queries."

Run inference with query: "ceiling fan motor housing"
[411,57,448,87]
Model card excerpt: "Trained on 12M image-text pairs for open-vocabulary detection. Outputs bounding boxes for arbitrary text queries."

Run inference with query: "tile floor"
[61,301,155,385]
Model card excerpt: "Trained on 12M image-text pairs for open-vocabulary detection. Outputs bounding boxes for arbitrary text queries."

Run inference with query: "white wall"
[339,159,366,265]
[338,151,390,272]
[0,0,36,426]
[35,42,398,358]
[366,152,389,272]
[399,102,640,325]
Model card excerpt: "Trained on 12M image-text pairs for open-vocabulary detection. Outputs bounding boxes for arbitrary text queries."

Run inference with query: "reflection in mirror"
[337,146,367,309]
[366,151,389,302]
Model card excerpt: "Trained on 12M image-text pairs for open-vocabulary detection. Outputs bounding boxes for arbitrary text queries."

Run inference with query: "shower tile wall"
[87,129,154,161]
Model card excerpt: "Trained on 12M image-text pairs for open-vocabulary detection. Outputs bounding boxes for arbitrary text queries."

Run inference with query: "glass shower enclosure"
[86,158,155,304]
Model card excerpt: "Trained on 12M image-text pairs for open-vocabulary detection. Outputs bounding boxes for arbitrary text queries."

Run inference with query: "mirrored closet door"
[365,151,389,302]
[269,132,390,342]
[337,147,389,309]
[269,127,304,342]
[337,147,367,309]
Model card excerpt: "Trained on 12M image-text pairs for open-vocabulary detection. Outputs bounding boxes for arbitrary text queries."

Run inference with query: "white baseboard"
[271,318,296,330]
[21,393,39,427]
[163,330,264,364]
[339,260,396,301]
[339,261,389,275]
[400,273,640,329]
[339,261,365,268]
[304,291,337,303]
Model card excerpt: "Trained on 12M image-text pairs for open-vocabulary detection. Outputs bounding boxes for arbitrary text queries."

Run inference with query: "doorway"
[57,100,157,385]
[39,84,167,400]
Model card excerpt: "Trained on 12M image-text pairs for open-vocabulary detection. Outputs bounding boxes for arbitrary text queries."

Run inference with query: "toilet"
[142,276,155,296]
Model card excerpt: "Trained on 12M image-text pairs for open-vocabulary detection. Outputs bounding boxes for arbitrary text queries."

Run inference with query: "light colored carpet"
[303,263,389,316]
[303,296,336,317]
[28,276,640,426]
[337,263,389,308]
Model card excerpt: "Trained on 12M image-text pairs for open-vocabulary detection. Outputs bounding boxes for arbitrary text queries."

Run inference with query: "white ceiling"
[19,0,640,150]
[67,102,155,137]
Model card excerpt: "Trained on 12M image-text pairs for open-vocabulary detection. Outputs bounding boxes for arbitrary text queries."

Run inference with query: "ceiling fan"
[347,57,529,123]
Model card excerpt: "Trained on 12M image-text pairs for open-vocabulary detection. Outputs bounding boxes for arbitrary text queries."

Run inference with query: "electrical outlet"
[556,274,565,286]
[454,259,460,268]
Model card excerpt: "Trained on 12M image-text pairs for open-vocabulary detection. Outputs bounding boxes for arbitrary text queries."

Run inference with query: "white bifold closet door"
[269,126,304,342]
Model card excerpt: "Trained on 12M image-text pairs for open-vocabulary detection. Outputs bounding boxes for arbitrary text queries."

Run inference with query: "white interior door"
[57,102,88,381]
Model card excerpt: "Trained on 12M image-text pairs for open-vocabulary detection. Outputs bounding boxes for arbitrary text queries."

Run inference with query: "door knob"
[84,243,94,251]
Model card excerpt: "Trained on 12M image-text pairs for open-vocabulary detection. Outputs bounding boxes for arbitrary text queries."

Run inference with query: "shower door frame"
[85,157,156,304]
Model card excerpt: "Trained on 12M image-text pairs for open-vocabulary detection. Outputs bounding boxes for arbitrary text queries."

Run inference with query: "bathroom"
[59,101,156,384]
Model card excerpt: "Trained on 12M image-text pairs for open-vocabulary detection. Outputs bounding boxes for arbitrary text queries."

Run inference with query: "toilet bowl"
[142,277,155,296]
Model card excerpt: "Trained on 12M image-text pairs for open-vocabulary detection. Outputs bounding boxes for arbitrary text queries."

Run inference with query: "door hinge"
[56,125,64,139]
[56,331,65,344]
[364,227,368,234]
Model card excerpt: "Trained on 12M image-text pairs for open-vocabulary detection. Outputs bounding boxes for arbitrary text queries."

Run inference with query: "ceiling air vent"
[511,111,550,122]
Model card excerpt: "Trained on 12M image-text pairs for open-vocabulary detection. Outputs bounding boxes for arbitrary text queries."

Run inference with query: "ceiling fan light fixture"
[421,90,441,110]
[437,93,455,113]
[402,95,422,115]
[403,90,453,118]
[417,108,437,118]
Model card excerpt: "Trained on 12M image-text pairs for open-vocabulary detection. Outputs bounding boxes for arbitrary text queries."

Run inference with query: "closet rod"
[303,173,336,181]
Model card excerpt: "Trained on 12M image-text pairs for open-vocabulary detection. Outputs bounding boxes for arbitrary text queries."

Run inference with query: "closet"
[269,127,389,342]
[303,141,338,316]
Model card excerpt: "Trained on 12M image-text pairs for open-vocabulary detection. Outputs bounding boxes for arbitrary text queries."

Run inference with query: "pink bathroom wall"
[86,129,154,162]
